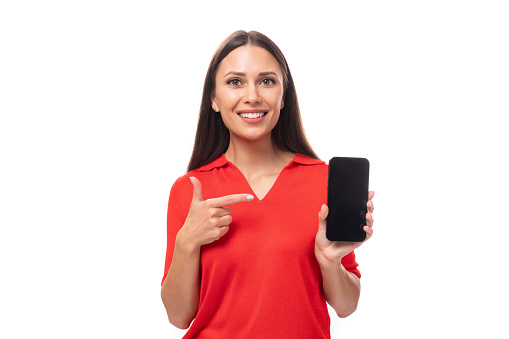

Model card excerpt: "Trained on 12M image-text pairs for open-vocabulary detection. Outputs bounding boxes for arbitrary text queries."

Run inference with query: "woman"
[161,30,375,338]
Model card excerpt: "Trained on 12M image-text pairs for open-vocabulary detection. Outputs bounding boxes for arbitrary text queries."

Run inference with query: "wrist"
[314,245,343,270]
[175,231,200,257]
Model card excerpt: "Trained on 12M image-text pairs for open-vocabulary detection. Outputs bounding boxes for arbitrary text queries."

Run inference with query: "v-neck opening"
[225,154,297,202]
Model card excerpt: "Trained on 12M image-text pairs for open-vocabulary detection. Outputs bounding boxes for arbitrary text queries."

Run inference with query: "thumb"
[189,177,204,202]
[318,204,328,232]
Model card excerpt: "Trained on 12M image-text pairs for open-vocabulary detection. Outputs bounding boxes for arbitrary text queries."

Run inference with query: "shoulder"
[292,153,327,168]
[169,154,228,195]
[286,154,328,183]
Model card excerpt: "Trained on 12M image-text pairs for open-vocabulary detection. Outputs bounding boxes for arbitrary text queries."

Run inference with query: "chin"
[233,131,272,142]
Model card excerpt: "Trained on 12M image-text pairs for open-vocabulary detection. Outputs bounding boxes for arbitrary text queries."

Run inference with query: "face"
[210,45,285,143]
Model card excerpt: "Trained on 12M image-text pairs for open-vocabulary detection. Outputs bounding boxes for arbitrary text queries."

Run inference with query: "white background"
[1,1,508,338]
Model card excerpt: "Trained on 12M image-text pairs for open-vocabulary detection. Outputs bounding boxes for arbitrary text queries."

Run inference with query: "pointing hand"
[177,176,254,251]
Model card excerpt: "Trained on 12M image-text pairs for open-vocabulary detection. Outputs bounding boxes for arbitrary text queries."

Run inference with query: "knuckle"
[224,196,236,205]
[219,226,229,237]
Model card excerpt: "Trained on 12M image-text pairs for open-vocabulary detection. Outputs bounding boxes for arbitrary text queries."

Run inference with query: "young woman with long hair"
[161,30,375,338]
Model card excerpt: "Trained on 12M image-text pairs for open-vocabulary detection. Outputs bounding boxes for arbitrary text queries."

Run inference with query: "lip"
[236,109,269,113]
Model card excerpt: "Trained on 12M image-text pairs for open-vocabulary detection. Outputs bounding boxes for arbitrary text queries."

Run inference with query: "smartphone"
[326,157,370,242]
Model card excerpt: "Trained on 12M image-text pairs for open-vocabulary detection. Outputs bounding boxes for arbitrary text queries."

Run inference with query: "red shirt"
[162,154,360,338]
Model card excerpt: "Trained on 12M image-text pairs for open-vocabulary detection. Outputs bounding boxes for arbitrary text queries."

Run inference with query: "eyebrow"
[222,71,279,78]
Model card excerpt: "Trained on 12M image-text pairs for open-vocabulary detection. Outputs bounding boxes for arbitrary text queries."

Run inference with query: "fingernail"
[321,204,326,212]
[247,195,254,201]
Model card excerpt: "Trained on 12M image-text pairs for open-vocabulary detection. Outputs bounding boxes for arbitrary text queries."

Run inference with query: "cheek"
[262,89,283,105]
[215,90,239,109]
[270,111,281,125]
[219,111,234,130]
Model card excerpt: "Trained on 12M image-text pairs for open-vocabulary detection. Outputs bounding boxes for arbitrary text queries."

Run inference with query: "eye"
[226,78,242,86]
[261,78,275,86]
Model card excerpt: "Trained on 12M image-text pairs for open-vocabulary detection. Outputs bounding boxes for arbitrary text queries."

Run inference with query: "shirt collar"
[198,154,229,171]
[198,153,323,172]
[291,154,325,166]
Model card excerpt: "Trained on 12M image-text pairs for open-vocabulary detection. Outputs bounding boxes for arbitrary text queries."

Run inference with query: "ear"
[210,91,219,112]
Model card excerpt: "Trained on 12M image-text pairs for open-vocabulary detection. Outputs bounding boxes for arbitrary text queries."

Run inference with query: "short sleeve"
[341,250,361,279]
[161,176,188,285]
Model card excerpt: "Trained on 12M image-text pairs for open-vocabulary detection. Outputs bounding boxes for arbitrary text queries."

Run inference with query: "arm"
[314,192,375,318]
[315,248,361,318]
[161,234,201,329]
[161,176,253,328]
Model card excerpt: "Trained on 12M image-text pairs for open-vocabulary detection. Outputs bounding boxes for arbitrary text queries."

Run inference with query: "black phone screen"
[326,157,370,242]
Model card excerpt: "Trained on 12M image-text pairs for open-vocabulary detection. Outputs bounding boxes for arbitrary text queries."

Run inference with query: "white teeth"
[239,112,266,118]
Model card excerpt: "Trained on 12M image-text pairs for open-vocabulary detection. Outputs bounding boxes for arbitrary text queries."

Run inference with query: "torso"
[163,153,360,338]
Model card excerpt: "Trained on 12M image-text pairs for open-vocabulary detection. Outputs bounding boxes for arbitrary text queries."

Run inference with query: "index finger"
[207,193,254,207]
[368,191,375,200]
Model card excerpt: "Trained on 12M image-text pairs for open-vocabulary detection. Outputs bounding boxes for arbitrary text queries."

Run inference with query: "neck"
[225,134,294,177]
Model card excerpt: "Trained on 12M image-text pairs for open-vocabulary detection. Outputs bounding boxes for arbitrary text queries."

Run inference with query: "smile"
[237,112,268,119]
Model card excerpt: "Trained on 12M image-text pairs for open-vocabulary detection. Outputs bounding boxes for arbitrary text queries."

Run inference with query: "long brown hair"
[187,30,318,172]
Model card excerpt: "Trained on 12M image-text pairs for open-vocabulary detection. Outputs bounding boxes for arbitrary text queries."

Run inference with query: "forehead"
[217,45,282,76]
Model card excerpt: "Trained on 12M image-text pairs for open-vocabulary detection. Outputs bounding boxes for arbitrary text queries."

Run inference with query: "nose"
[243,83,261,104]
